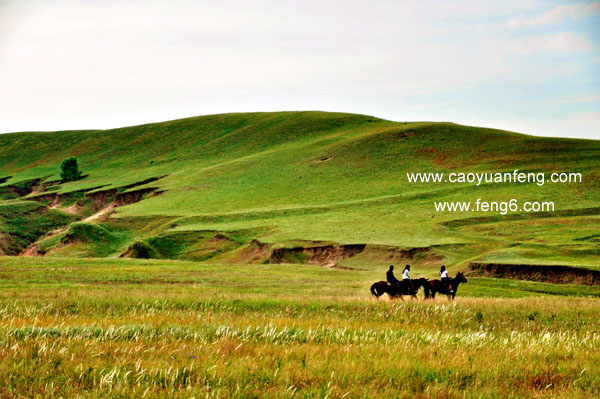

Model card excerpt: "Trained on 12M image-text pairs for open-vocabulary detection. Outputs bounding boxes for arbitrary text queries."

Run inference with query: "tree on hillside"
[60,157,83,182]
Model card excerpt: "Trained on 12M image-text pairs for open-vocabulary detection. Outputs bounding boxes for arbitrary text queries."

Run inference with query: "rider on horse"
[386,265,400,289]
[440,265,453,292]
[402,265,411,280]
[402,265,412,291]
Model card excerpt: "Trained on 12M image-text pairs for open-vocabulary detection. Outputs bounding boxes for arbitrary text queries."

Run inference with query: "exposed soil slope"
[467,262,600,285]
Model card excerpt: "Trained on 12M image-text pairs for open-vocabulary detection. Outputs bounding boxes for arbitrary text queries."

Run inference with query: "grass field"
[0,112,599,397]
[0,256,599,398]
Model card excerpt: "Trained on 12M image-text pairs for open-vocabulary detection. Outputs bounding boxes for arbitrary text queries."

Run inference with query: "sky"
[0,0,599,139]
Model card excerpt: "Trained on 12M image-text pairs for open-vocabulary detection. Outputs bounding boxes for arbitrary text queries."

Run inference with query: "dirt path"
[19,226,69,257]
[84,204,115,222]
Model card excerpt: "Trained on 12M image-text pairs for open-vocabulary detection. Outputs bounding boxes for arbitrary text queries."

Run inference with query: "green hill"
[1,111,599,276]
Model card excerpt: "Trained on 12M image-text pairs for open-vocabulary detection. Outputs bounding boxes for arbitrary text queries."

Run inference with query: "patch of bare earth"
[231,241,445,268]
[20,244,41,257]
[229,240,273,264]
[467,262,600,285]
[0,232,7,256]
[84,204,115,222]
[62,202,85,215]
[362,245,443,265]
[19,226,70,257]
[268,244,366,267]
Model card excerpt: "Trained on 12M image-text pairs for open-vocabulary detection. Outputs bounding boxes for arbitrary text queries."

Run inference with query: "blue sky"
[0,0,599,138]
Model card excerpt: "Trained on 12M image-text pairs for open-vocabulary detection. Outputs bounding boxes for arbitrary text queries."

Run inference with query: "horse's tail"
[423,282,431,299]
[370,282,380,298]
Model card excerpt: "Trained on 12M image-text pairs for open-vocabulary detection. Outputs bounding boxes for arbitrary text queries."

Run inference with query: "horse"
[423,272,467,300]
[370,277,428,300]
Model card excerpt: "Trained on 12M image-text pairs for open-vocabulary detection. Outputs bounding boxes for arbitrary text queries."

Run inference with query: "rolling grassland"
[1,112,599,397]
[0,112,598,271]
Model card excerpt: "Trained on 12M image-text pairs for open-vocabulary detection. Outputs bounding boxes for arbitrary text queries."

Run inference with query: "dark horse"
[370,277,428,300]
[424,272,467,300]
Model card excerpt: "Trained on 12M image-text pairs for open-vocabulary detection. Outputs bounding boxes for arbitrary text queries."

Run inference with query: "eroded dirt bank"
[267,244,367,266]
[1,175,167,257]
[467,262,600,285]
[263,243,444,267]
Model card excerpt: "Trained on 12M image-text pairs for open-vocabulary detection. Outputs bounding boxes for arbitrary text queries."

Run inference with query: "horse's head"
[455,272,467,283]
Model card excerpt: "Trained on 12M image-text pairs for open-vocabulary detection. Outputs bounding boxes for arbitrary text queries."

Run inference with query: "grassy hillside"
[1,111,599,275]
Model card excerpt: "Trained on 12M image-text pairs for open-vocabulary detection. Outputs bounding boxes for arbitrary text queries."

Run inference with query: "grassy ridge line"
[1,113,595,212]
[0,112,383,190]
[115,123,598,217]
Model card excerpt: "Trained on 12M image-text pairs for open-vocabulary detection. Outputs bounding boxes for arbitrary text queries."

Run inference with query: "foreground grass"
[0,257,599,398]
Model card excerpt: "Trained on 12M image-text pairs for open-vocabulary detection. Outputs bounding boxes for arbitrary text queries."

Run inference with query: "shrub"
[126,240,161,259]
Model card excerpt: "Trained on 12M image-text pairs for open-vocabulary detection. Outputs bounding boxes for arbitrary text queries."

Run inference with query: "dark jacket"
[387,269,400,285]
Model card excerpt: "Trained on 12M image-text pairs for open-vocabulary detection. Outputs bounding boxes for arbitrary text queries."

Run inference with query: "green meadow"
[0,112,599,397]
[0,257,599,398]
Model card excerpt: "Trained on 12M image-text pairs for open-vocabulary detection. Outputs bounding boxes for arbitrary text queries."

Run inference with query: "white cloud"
[507,32,592,53]
[0,0,597,139]
[506,1,600,29]
[584,1,600,15]
[550,94,600,104]
[454,113,600,140]
[507,5,580,29]
[560,111,600,139]
[0,0,518,128]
